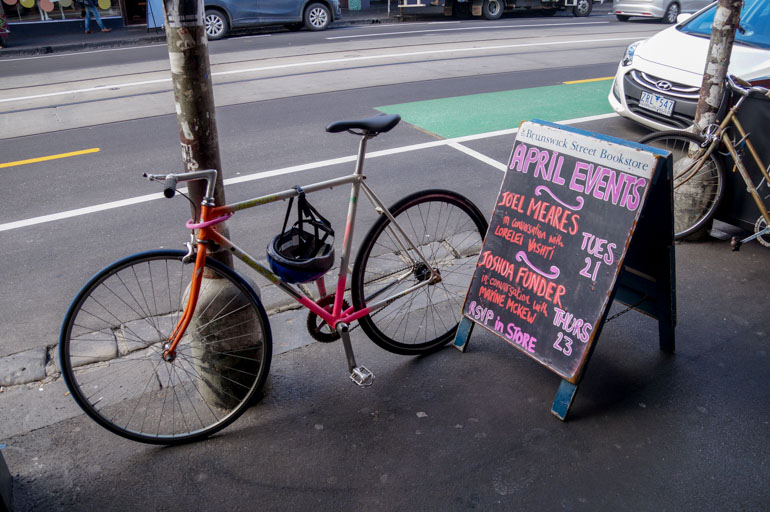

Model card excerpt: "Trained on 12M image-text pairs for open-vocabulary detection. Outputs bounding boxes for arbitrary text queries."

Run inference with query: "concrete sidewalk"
[0,1,425,58]
[2,235,769,510]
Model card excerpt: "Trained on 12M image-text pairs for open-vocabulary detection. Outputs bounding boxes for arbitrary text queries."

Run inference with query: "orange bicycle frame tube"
[163,205,214,360]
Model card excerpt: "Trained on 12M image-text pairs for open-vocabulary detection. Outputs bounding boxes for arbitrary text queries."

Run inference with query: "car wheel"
[304,3,331,31]
[482,0,503,20]
[662,2,679,24]
[572,0,592,17]
[616,14,630,21]
[204,9,229,40]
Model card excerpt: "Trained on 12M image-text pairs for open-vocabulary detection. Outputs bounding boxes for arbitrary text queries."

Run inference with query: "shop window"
[2,0,121,24]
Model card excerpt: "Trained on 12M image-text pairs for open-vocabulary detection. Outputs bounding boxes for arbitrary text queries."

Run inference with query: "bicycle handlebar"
[727,74,770,99]
[143,169,218,201]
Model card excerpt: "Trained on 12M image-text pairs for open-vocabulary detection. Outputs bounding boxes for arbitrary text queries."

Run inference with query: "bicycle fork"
[164,242,209,361]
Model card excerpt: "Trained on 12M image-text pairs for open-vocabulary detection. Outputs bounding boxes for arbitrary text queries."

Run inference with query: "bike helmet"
[267,187,335,284]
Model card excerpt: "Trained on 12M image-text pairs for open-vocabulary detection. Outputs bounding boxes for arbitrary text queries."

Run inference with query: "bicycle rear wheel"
[352,190,487,355]
[59,250,272,445]
[639,130,725,240]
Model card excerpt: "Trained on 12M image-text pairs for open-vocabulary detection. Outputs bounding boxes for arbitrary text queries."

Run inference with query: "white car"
[608,0,770,131]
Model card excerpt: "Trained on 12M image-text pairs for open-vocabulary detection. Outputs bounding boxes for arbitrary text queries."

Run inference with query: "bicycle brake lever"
[143,173,178,198]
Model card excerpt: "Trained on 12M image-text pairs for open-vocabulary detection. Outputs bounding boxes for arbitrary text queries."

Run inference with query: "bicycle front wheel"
[59,250,272,445]
[352,190,487,355]
[639,130,725,240]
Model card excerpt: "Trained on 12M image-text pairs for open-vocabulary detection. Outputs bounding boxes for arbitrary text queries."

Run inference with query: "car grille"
[630,70,700,100]
[623,70,700,129]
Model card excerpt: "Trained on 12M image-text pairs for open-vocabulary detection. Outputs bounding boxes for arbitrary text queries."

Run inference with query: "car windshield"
[679,0,770,49]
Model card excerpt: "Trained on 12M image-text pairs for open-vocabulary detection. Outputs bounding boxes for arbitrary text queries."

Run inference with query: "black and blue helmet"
[267,188,335,284]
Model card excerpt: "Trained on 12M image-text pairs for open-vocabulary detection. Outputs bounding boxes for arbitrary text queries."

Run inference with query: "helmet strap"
[279,186,335,260]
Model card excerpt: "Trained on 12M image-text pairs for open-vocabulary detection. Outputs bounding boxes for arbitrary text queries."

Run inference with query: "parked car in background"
[448,0,604,19]
[608,0,770,131]
[612,0,713,23]
[204,0,342,40]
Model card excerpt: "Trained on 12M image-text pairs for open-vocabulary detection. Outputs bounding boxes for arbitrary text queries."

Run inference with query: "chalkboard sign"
[462,120,660,383]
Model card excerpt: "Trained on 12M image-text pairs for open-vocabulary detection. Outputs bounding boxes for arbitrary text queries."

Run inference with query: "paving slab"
[0,349,46,388]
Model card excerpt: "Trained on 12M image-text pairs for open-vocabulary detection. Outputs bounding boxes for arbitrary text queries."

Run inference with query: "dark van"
[203,0,342,40]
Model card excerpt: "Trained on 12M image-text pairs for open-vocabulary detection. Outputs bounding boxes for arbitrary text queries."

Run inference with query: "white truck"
[440,0,601,18]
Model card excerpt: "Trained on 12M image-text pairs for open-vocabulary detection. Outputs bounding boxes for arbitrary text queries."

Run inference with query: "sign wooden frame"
[455,120,675,420]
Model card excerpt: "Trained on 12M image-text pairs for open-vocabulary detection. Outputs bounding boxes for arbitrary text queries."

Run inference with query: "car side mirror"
[676,13,692,23]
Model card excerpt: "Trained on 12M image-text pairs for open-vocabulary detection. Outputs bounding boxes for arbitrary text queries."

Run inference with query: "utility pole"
[163,0,231,267]
[163,0,261,405]
[693,0,743,132]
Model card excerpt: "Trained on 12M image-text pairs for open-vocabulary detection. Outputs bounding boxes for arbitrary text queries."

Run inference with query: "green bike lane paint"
[376,80,613,139]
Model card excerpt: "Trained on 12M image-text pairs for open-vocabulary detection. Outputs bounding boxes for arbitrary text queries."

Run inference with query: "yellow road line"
[0,148,100,169]
[563,77,614,84]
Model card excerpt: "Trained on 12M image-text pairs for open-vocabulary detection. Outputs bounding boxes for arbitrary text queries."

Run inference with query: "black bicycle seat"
[326,114,401,135]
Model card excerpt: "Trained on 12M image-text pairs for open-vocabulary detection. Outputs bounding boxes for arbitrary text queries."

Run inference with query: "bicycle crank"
[731,216,770,250]
[755,216,770,248]
[306,295,351,342]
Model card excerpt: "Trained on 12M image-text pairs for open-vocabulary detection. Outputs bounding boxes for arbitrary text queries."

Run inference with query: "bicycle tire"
[352,190,487,355]
[639,130,725,240]
[59,250,272,445]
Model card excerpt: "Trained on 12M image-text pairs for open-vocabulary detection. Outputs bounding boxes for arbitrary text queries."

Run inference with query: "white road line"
[0,113,617,233]
[0,44,169,62]
[0,34,275,64]
[0,77,172,103]
[0,36,637,104]
[326,21,609,39]
[228,33,273,40]
[448,142,508,172]
[347,21,462,28]
[0,192,167,232]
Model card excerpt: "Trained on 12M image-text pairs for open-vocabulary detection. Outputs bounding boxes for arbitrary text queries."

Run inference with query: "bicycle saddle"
[326,114,401,135]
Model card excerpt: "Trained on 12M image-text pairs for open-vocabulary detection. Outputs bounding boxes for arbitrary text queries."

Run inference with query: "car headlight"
[622,41,642,67]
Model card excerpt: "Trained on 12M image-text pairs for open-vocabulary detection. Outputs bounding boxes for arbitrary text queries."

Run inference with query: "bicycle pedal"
[350,366,374,387]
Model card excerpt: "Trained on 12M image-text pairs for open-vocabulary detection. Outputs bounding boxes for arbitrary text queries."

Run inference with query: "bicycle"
[58,114,488,445]
[638,75,770,248]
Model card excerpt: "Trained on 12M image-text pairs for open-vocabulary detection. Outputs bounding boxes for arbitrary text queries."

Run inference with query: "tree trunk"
[693,0,743,132]
[679,0,742,239]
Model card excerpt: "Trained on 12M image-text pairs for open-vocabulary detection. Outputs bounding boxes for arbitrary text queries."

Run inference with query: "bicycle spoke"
[353,192,486,354]
[60,251,270,444]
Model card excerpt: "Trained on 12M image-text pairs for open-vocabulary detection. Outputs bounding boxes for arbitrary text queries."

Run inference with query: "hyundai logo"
[655,80,673,91]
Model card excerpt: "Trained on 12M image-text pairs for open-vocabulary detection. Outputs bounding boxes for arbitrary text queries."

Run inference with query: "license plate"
[639,90,675,117]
